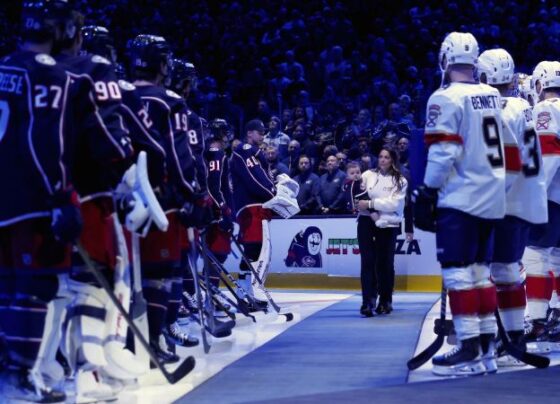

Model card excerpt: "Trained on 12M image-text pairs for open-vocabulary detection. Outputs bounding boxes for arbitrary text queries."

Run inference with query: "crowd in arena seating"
[1,0,556,215]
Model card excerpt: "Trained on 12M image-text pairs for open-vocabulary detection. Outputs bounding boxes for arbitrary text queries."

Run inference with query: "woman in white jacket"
[356,147,407,316]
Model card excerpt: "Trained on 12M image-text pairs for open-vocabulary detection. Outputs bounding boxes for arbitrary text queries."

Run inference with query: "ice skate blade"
[497,354,527,367]
[432,360,485,377]
[481,357,497,374]
[527,342,552,354]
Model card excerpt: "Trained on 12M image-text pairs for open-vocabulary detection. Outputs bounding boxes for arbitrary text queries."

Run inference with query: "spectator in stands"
[294,155,320,215]
[283,140,301,176]
[336,151,348,172]
[318,155,347,214]
[264,116,291,159]
[265,145,289,182]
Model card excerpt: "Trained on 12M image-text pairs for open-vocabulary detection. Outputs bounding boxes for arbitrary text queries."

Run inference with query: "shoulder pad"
[91,55,111,65]
[165,89,182,99]
[243,143,252,150]
[35,54,56,66]
[118,79,136,91]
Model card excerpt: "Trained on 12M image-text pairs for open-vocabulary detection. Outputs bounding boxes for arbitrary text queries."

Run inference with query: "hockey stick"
[199,233,236,337]
[495,309,550,369]
[407,285,447,370]
[186,228,211,353]
[199,244,256,321]
[76,243,195,384]
[130,232,150,365]
[198,279,237,321]
[232,237,294,321]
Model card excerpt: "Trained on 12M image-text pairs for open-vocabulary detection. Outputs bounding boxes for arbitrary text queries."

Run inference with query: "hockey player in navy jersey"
[414,32,506,376]
[129,34,207,356]
[230,119,276,310]
[478,49,547,366]
[0,1,81,402]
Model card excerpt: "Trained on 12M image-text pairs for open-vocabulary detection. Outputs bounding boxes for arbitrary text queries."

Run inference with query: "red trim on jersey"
[504,145,522,171]
[539,133,560,155]
[424,133,463,146]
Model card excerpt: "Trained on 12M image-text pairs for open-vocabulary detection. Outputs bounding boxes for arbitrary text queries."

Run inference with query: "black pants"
[357,215,398,305]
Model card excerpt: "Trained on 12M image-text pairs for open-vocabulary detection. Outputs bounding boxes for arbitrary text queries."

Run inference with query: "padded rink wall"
[226,216,442,292]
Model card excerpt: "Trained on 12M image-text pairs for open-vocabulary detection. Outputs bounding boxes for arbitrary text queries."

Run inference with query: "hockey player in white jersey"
[522,61,560,352]
[478,49,548,366]
[413,32,506,376]
[518,73,537,107]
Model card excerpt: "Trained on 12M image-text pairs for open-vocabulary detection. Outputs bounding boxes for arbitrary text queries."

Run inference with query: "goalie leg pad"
[64,280,109,370]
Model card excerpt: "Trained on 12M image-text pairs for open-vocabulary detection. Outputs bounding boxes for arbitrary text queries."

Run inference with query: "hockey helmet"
[477,48,515,85]
[165,59,197,93]
[81,25,116,63]
[533,61,560,95]
[438,32,479,71]
[129,34,172,78]
[21,0,73,43]
[208,118,233,143]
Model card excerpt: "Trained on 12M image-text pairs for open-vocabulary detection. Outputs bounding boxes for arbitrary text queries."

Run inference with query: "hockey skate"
[163,322,200,348]
[182,292,200,314]
[480,334,497,374]
[238,273,268,313]
[432,337,485,376]
[523,319,550,354]
[496,331,527,367]
[149,339,180,367]
[2,368,67,403]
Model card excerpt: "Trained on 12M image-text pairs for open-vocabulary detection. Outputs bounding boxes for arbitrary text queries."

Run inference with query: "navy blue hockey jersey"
[229,142,275,213]
[117,79,166,187]
[0,51,71,226]
[205,146,231,210]
[186,108,207,192]
[134,84,196,206]
[55,53,133,200]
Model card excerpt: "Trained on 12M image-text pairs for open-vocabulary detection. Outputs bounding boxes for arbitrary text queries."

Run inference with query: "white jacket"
[359,169,408,227]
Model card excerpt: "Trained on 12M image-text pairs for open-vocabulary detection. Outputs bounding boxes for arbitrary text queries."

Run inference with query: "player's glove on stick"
[412,185,438,232]
[218,204,234,233]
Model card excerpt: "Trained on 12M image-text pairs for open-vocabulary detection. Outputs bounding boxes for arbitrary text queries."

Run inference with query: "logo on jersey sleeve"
[426,104,441,128]
[91,55,111,65]
[35,54,56,66]
[118,80,136,91]
[536,112,551,130]
[165,89,181,99]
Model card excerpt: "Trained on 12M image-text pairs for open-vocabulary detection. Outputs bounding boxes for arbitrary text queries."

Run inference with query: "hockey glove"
[179,192,215,229]
[412,185,438,232]
[50,189,83,242]
[218,204,234,233]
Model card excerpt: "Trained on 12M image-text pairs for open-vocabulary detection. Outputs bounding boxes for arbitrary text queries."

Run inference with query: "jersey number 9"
[483,116,504,168]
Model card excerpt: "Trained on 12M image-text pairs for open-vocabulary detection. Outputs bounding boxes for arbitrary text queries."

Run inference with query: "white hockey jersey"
[534,97,560,205]
[423,82,506,219]
[502,97,547,224]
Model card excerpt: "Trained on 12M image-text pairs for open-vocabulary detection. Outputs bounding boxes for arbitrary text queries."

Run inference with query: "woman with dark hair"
[355,147,407,316]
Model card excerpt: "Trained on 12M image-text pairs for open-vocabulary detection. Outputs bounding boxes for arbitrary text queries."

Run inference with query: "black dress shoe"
[375,302,392,315]
[360,304,374,317]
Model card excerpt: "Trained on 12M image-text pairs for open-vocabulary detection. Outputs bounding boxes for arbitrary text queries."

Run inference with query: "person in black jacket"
[294,155,320,215]
[318,155,347,214]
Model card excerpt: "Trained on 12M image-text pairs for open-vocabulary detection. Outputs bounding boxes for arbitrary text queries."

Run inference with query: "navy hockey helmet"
[21,0,73,43]
[165,59,198,93]
[129,34,172,79]
[209,118,233,143]
[81,25,116,63]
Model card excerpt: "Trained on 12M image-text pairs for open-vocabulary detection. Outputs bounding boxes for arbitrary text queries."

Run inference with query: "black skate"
[496,330,527,367]
[523,319,550,354]
[163,322,199,347]
[432,336,485,376]
[546,309,560,352]
[8,368,67,403]
[182,292,200,314]
[205,315,236,338]
[149,340,180,368]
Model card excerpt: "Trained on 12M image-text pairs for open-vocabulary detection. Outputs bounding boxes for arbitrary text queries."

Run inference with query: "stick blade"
[507,345,550,369]
[167,356,196,384]
[407,335,444,370]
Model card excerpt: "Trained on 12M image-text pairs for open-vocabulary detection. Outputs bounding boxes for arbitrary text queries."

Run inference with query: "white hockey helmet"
[517,73,537,105]
[438,32,479,71]
[477,48,515,85]
[533,61,560,95]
